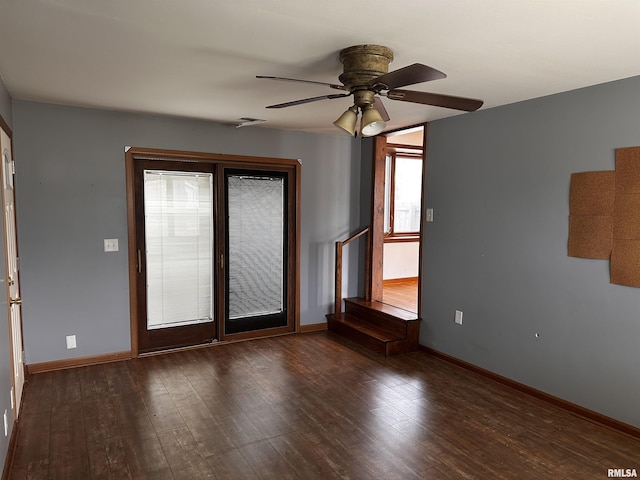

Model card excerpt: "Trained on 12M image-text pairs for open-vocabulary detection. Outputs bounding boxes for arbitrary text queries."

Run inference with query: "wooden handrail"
[335,227,370,316]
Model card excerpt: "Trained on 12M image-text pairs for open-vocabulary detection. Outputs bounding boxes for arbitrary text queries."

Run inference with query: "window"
[384,145,423,238]
[144,170,214,330]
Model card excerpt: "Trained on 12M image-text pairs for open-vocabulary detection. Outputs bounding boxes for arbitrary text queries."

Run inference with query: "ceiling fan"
[257,44,483,137]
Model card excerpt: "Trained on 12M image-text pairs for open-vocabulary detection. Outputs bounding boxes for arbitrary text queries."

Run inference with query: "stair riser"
[327,319,387,355]
[329,297,421,356]
[344,302,408,336]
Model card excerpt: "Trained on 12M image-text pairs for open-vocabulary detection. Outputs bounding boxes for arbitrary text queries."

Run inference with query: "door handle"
[10,297,22,305]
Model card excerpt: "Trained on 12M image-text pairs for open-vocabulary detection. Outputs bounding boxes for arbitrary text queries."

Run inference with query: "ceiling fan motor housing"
[338,45,394,89]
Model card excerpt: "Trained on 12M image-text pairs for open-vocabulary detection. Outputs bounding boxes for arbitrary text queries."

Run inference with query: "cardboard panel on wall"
[610,147,640,286]
[568,171,615,259]
[615,147,640,194]
[568,147,640,286]
[613,193,640,239]
[568,215,613,259]
[610,239,640,287]
[569,171,616,216]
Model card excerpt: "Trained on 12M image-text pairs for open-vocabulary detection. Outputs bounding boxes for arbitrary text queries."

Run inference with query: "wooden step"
[326,312,408,356]
[327,297,421,356]
[345,297,417,322]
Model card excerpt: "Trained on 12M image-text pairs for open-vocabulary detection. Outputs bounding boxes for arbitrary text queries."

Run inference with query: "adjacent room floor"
[8,332,640,479]
[382,277,418,313]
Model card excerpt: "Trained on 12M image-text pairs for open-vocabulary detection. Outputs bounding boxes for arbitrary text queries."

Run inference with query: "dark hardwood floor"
[382,277,418,313]
[9,332,640,479]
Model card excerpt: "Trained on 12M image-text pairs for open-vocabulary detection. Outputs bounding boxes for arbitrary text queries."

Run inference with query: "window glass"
[393,156,423,234]
[144,170,214,329]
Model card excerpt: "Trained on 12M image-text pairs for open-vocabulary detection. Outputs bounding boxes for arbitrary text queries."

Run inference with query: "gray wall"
[423,75,640,427]
[0,74,13,472]
[13,101,362,365]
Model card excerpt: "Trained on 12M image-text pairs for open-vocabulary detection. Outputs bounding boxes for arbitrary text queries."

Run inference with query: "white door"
[0,126,24,417]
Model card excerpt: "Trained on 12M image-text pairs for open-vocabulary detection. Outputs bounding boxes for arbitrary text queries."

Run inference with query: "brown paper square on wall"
[568,215,613,259]
[613,193,640,239]
[569,171,615,216]
[610,239,640,287]
[568,146,640,286]
[615,147,640,194]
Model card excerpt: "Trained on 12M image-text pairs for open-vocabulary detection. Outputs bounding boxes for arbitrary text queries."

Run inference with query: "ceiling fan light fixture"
[333,105,359,136]
[258,44,484,132]
[360,104,386,137]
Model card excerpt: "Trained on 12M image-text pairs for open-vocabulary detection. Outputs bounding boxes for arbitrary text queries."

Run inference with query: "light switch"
[426,208,434,222]
[104,239,119,252]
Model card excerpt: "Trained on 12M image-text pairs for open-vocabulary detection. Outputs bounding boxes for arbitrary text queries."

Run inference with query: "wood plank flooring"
[9,332,640,479]
[382,277,418,313]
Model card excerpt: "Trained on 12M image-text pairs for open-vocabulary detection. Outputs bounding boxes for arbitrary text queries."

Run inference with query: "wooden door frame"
[125,147,301,357]
[0,115,25,418]
[368,124,427,316]
[368,135,387,302]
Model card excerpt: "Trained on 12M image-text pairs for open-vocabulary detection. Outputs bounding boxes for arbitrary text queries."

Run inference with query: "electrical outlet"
[66,335,77,349]
[455,310,463,325]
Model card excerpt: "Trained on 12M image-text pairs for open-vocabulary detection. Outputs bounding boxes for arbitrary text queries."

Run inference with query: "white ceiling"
[1,0,639,135]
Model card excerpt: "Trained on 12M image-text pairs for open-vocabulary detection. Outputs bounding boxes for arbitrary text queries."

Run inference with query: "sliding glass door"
[224,170,288,334]
[135,160,216,352]
[129,152,299,354]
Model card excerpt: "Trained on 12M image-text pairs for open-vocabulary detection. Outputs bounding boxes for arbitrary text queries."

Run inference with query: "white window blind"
[144,170,214,329]
[227,174,284,320]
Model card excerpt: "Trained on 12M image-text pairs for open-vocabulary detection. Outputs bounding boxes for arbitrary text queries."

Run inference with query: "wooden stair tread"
[344,297,417,322]
[327,313,405,342]
[327,297,420,356]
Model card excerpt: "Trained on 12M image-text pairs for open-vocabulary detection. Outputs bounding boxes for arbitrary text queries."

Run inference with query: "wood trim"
[126,146,301,167]
[383,123,426,136]
[125,149,139,357]
[420,345,640,440]
[0,116,11,139]
[221,324,293,343]
[294,161,301,333]
[369,135,387,302]
[26,351,132,375]
[384,235,419,243]
[1,416,19,480]
[299,322,327,333]
[383,276,418,285]
[417,122,427,319]
[385,143,423,152]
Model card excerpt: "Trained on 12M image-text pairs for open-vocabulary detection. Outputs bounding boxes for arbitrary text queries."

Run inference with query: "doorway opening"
[370,125,425,315]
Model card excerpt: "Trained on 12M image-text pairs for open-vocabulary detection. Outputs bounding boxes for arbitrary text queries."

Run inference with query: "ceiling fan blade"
[257,75,349,91]
[369,64,446,91]
[373,97,390,122]
[266,93,351,109]
[386,89,483,112]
